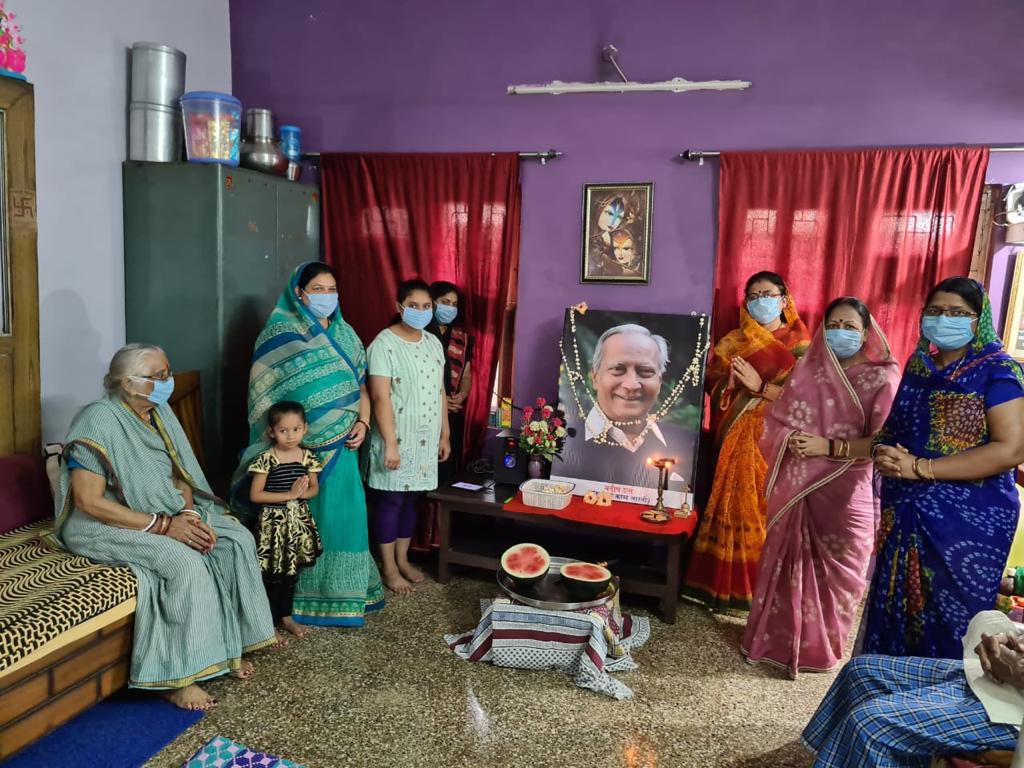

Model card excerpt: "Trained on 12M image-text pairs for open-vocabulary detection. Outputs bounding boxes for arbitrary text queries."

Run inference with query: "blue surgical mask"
[434,304,458,325]
[304,291,338,319]
[402,306,433,330]
[921,315,975,351]
[747,296,783,325]
[824,329,864,360]
[133,376,175,405]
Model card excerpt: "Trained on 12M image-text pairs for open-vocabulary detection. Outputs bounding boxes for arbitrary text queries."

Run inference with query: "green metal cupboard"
[122,161,320,489]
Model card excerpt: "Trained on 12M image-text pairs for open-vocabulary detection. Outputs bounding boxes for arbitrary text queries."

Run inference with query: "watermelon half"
[560,561,612,599]
[500,543,551,586]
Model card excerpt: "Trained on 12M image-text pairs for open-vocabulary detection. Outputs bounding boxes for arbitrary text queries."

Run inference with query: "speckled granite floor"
[145,575,836,768]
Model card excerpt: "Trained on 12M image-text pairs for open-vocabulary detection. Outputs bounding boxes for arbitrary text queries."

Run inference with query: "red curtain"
[320,153,521,458]
[713,148,989,362]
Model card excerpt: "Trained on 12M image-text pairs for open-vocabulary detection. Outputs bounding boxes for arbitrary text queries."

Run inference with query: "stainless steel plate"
[497,555,618,611]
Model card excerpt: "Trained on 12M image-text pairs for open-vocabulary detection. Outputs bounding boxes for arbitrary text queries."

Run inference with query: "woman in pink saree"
[741,297,899,677]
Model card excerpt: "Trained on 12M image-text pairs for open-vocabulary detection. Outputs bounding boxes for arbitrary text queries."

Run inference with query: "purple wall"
[230,0,1024,401]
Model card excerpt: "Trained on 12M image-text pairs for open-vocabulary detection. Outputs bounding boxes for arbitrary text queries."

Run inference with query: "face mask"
[434,304,458,325]
[132,376,175,405]
[303,291,338,319]
[824,329,864,360]
[402,306,433,330]
[747,296,783,325]
[921,315,975,351]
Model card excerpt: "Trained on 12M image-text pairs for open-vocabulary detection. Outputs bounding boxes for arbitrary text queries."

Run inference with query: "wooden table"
[430,479,693,624]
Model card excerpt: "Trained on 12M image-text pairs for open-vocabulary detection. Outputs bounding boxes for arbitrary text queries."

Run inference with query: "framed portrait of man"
[551,306,708,508]
[580,182,653,284]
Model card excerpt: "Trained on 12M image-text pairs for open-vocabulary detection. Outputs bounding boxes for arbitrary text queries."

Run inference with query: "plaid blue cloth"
[803,655,1017,767]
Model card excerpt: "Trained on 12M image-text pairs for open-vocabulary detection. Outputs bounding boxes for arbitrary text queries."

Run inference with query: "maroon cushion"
[0,454,53,534]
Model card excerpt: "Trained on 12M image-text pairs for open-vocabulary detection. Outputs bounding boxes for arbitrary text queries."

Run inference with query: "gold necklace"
[558,306,710,447]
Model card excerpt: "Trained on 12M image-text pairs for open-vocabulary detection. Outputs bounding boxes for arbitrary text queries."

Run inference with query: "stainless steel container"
[128,102,182,162]
[246,109,275,140]
[130,42,185,107]
[128,42,185,162]
[241,108,287,176]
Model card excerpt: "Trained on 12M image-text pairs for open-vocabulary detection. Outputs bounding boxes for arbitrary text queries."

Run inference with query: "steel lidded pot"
[128,41,186,162]
[240,108,287,176]
[130,42,185,106]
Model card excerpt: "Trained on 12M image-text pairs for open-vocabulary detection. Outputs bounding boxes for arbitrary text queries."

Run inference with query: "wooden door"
[0,78,39,455]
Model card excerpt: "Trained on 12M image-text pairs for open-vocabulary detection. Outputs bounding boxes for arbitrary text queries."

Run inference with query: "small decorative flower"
[519,394,567,461]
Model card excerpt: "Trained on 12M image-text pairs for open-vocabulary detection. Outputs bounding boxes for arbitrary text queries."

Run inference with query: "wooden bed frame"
[0,614,133,759]
[0,371,205,759]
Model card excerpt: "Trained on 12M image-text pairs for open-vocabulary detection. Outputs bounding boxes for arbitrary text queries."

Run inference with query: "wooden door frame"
[969,183,1000,287]
[0,78,40,454]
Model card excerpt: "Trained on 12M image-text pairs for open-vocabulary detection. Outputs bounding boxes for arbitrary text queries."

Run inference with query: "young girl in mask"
[367,279,451,594]
[683,271,812,611]
[742,297,899,676]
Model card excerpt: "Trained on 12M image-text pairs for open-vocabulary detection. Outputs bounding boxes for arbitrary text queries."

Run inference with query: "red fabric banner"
[502,492,698,536]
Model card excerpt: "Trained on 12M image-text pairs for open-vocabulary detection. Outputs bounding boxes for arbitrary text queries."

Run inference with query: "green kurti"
[367,328,445,492]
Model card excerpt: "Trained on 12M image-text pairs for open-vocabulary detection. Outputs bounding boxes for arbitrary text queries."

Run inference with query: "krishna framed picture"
[580,182,653,284]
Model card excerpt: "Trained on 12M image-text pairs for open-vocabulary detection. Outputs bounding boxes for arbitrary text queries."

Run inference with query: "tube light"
[507,77,751,95]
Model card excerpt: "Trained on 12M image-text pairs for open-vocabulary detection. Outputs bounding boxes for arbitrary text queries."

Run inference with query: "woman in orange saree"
[683,272,811,611]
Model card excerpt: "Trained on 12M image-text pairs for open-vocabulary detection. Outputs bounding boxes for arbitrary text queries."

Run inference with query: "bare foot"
[272,630,291,649]
[280,616,310,639]
[397,561,425,584]
[231,659,255,680]
[161,684,217,711]
[382,570,414,595]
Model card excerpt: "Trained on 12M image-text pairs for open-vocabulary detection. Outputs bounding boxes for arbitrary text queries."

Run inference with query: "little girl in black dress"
[248,401,323,639]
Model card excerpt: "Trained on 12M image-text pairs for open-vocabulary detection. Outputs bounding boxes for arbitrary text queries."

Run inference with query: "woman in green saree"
[51,344,276,711]
[232,262,384,628]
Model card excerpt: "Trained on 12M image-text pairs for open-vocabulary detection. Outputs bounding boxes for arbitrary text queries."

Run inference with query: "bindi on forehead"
[927,292,970,309]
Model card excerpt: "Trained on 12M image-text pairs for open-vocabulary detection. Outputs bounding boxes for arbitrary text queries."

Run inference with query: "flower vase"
[527,455,545,479]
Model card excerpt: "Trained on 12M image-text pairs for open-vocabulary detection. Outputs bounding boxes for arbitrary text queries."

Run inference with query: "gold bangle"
[927,458,936,481]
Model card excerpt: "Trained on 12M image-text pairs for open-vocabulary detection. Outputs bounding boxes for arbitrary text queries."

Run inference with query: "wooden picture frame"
[580,182,652,284]
[1003,251,1024,362]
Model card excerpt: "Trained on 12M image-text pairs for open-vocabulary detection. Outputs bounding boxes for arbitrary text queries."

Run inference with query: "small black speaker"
[488,428,528,485]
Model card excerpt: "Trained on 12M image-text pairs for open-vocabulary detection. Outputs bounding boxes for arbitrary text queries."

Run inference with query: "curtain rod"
[301,150,563,165]
[678,146,1024,164]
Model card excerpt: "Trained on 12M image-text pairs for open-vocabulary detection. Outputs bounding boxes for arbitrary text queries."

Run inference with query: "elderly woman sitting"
[48,344,276,711]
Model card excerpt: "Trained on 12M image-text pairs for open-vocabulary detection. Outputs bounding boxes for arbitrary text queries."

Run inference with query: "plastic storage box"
[181,91,242,166]
[519,479,575,511]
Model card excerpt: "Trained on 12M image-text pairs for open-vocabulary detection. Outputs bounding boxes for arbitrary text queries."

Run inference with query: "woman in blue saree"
[233,262,384,629]
[867,277,1024,658]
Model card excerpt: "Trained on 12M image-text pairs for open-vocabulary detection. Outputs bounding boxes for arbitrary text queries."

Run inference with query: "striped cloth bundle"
[445,598,650,699]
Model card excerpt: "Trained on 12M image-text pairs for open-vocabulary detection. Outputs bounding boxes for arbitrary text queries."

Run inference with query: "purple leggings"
[373,491,422,544]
